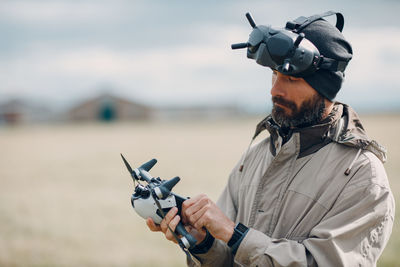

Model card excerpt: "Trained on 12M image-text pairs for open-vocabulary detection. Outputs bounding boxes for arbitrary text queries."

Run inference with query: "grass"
[0,115,398,266]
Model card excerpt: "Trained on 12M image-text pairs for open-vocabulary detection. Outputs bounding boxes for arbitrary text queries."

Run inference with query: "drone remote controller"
[121,154,197,250]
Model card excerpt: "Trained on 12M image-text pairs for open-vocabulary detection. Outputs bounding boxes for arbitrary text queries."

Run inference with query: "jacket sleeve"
[187,159,243,267]
[234,155,395,267]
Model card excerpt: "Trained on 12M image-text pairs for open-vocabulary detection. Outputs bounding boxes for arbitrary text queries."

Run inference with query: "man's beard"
[271,93,326,129]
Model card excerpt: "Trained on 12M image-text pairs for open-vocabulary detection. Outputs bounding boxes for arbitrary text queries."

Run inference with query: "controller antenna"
[155,176,181,199]
[231,43,249,49]
[246,12,256,28]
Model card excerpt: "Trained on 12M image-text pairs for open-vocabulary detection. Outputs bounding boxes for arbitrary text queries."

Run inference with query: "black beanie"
[300,19,353,101]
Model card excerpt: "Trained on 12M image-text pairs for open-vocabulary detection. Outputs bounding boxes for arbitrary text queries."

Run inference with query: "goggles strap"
[286,11,344,32]
[319,56,349,72]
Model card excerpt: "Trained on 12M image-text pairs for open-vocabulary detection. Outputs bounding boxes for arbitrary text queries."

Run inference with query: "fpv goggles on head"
[231,11,349,77]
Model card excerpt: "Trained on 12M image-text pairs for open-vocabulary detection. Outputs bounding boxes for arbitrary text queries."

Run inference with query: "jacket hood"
[252,103,387,163]
[336,103,387,163]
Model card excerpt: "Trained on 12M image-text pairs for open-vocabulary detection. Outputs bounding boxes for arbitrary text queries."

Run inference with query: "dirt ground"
[0,114,399,266]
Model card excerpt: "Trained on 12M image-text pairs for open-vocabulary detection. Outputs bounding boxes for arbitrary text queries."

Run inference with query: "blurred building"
[158,105,244,120]
[0,99,51,125]
[67,93,153,122]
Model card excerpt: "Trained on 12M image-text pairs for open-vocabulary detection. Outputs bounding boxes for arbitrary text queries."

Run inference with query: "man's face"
[270,71,325,129]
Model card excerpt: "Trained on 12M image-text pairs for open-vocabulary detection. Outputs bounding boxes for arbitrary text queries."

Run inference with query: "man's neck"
[322,99,334,120]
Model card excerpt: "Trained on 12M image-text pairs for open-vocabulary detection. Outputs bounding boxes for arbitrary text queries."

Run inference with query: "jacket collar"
[253,102,386,162]
[254,103,343,158]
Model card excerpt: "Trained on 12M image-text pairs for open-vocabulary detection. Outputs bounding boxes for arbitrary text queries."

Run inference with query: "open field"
[0,115,399,266]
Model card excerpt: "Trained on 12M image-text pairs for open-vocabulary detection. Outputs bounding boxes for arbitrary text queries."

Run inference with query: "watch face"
[236,223,248,233]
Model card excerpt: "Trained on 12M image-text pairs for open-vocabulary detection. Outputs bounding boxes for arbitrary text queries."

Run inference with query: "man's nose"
[271,74,286,97]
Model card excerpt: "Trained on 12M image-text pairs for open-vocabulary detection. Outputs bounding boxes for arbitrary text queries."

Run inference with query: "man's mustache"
[272,96,297,110]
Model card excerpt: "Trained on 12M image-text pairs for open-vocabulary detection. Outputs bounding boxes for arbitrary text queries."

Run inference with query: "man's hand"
[182,194,235,243]
[146,207,207,245]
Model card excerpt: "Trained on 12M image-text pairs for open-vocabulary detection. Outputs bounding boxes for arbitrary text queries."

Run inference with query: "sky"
[1,0,400,113]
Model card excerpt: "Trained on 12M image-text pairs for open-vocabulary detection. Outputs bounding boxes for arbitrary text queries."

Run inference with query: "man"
[146,12,394,266]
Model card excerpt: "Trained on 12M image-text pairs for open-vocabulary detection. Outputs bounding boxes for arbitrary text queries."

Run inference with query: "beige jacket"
[189,103,394,266]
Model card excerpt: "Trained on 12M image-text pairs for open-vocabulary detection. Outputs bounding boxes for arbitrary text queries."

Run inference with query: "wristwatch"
[228,222,249,247]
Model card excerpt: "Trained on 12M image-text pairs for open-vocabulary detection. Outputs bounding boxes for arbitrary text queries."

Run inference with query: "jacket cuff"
[234,228,272,266]
[187,239,233,267]
[189,231,215,254]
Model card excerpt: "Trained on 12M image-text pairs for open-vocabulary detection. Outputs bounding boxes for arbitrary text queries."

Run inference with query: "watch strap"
[228,222,248,247]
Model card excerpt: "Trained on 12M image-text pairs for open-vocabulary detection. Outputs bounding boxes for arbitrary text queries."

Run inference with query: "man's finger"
[188,204,208,227]
[146,218,161,232]
[160,207,178,233]
[193,216,206,231]
[182,194,208,224]
[182,194,206,210]
[184,196,210,223]
[165,215,180,243]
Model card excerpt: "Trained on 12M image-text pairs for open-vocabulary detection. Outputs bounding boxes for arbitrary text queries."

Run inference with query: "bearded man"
[146,11,394,266]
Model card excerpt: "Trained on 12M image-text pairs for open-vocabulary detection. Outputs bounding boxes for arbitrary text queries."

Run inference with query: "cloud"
[0,23,260,108]
[0,1,399,111]
[0,0,135,24]
[342,27,400,97]
[346,27,400,77]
